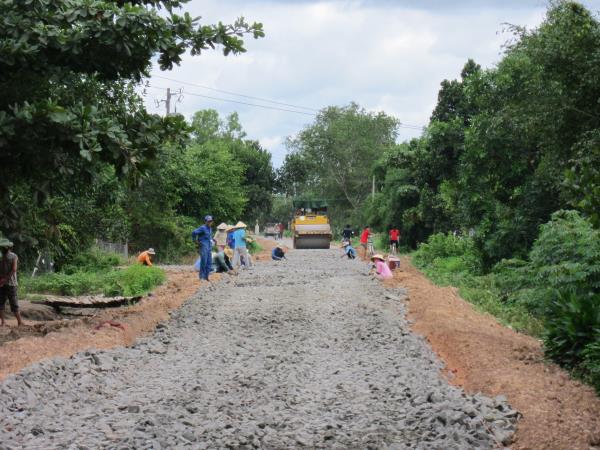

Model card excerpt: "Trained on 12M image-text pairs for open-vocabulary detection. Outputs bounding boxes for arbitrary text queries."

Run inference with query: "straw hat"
[217,222,228,231]
[233,221,247,229]
[370,254,385,261]
[147,248,156,255]
[0,238,13,248]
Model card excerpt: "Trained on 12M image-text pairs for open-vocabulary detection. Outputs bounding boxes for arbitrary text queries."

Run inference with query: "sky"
[143,0,600,167]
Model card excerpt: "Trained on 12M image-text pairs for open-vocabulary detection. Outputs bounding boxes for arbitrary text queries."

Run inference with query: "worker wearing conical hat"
[214,223,229,251]
[231,221,252,269]
[371,254,393,281]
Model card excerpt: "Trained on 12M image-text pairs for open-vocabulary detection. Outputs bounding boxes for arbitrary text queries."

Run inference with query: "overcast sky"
[143,0,599,167]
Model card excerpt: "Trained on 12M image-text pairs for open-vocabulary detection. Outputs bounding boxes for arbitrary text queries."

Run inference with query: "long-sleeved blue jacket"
[192,224,213,250]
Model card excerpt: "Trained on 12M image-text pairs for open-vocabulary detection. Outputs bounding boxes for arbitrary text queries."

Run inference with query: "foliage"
[543,292,600,368]
[413,233,482,274]
[279,103,398,226]
[105,265,166,297]
[412,236,543,336]
[24,265,165,297]
[62,248,124,275]
[530,210,600,295]
[413,211,600,391]
[580,340,600,394]
[1,1,263,263]
[247,240,263,255]
[189,110,275,223]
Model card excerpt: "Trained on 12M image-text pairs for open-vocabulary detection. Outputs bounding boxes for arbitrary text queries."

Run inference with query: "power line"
[147,85,317,117]
[146,84,426,129]
[153,75,319,112]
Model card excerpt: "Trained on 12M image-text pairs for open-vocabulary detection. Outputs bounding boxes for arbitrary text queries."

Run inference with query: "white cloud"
[144,0,593,167]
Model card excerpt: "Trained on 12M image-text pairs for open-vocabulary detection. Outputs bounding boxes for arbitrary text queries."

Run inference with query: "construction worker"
[137,248,156,266]
[342,224,353,241]
[371,254,393,281]
[271,244,286,261]
[231,221,252,269]
[341,241,357,259]
[389,227,400,255]
[192,215,214,281]
[360,226,371,259]
[214,223,229,251]
[0,238,23,327]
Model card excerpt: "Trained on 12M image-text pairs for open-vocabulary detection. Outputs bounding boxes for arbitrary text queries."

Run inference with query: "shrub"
[247,240,263,255]
[580,340,600,394]
[23,265,165,297]
[413,233,482,273]
[530,210,600,295]
[104,265,166,297]
[62,248,124,274]
[543,292,600,368]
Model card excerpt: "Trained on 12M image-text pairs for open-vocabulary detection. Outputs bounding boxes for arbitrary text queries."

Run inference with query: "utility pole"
[155,87,183,116]
[372,175,375,200]
[165,87,171,116]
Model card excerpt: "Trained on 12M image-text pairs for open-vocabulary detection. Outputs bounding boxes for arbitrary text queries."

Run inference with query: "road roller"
[292,199,332,249]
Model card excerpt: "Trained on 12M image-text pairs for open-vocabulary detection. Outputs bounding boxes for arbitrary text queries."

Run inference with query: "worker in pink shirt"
[371,254,393,281]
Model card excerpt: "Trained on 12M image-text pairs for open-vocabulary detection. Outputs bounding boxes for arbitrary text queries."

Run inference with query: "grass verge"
[22,265,166,298]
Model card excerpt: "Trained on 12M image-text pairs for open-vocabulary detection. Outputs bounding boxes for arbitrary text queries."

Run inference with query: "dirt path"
[1,248,516,448]
[393,257,600,450]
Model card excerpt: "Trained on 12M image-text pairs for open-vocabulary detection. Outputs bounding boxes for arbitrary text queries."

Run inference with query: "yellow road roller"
[292,199,332,249]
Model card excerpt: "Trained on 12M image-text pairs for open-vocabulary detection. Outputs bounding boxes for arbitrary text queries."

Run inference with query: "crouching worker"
[271,245,286,261]
[212,249,235,274]
[0,239,23,327]
[137,248,156,266]
[341,241,356,259]
[371,254,393,281]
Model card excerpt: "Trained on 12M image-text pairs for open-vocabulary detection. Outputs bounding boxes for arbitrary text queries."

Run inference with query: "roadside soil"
[0,238,280,381]
[393,257,600,450]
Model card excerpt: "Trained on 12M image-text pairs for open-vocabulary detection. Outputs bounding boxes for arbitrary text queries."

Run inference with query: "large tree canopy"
[280,103,398,225]
[0,0,263,253]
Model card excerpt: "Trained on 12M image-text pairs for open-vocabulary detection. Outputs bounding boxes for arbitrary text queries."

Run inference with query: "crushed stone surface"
[0,250,517,449]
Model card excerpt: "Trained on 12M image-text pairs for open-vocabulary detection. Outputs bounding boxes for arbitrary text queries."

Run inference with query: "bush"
[62,248,124,274]
[23,265,165,297]
[580,340,600,394]
[530,210,600,295]
[413,233,482,273]
[247,239,263,255]
[543,292,600,367]
[104,265,166,297]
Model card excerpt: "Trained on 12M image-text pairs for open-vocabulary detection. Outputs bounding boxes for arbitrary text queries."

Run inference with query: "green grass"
[22,265,166,298]
[413,254,544,337]
[247,239,263,255]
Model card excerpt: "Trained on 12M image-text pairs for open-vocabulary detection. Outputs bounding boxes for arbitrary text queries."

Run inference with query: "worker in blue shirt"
[192,215,214,281]
[271,245,286,261]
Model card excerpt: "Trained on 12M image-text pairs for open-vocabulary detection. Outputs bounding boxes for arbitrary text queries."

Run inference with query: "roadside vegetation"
[413,210,600,393]
[20,249,166,298]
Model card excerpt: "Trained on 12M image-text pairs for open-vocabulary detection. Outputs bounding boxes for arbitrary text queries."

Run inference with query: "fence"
[95,239,128,259]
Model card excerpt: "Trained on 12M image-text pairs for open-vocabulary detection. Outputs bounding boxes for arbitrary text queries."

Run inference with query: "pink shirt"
[376,260,393,279]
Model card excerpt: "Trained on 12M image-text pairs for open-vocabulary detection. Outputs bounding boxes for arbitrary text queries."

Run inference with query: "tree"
[0,0,264,258]
[189,109,275,223]
[283,103,398,225]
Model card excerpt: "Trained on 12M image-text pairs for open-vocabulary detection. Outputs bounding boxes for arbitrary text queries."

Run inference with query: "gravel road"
[0,249,517,449]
